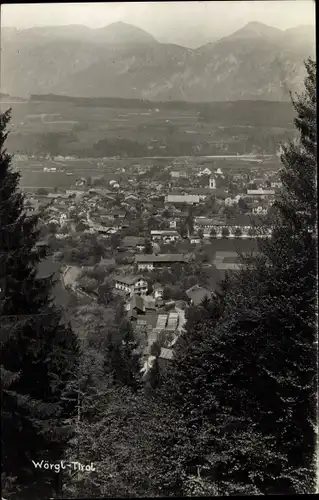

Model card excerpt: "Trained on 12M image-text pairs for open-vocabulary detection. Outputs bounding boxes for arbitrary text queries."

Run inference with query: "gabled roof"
[165,194,200,203]
[151,230,179,235]
[114,274,147,285]
[194,217,216,225]
[122,236,145,247]
[135,254,188,263]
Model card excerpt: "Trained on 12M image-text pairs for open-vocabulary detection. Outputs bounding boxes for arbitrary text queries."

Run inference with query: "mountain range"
[1,21,315,102]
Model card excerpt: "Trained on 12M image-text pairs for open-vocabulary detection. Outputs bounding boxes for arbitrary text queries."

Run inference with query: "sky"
[1,1,316,43]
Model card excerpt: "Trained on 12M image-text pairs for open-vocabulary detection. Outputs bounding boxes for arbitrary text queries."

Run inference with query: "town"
[24,153,282,376]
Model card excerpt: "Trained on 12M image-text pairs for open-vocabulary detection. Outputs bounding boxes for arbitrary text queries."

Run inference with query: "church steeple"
[209,176,216,189]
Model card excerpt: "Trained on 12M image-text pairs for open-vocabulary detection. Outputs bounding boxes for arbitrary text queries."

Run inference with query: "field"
[1,97,296,159]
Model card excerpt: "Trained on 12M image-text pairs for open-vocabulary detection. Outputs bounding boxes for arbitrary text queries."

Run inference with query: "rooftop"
[151,230,179,235]
[122,236,145,246]
[165,194,200,203]
[114,274,147,285]
[135,254,188,263]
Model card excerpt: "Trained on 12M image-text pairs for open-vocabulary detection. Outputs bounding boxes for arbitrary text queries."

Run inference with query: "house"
[190,235,201,244]
[151,230,180,243]
[246,189,275,196]
[122,236,145,252]
[199,167,212,176]
[170,171,188,178]
[206,215,264,238]
[135,254,189,271]
[114,275,148,297]
[186,284,211,306]
[188,188,228,200]
[165,194,200,205]
[126,294,156,316]
[194,216,227,233]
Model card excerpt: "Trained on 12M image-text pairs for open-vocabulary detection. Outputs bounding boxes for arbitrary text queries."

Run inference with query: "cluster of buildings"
[112,273,213,374]
[28,157,282,376]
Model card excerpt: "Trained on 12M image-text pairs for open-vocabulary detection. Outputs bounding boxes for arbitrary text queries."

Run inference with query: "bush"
[78,276,99,294]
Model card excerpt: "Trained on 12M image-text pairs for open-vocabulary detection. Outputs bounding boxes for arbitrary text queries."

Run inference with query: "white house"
[151,230,180,243]
[114,275,148,297]
[165,194,200,205]
[169,220,177,229]
[199,167,212,176]
[247,189,275,196]
[60,213,67,225]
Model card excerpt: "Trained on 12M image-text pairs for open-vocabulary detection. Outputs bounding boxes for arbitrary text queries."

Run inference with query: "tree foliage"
[153,58,317,495]
[0,109,80,498]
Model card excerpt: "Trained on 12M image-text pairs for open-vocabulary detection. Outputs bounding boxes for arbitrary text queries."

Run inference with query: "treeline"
[1,59,316,498]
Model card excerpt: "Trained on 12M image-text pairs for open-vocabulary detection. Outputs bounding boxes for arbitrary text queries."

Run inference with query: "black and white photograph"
[0,1,317,498]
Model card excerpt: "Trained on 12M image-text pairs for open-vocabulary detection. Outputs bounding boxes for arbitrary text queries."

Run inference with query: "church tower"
[209,176,216,189]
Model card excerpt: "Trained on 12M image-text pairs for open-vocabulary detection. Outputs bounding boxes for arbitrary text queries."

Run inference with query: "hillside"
[1,21,315,101]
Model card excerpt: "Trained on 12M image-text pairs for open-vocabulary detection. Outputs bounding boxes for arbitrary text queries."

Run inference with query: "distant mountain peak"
[225,21,282,40]
[245,21,278,29]
[97,21,158,44]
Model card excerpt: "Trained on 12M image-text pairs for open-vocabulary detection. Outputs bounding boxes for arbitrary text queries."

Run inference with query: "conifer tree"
[157,58,317,495]
[63,348,157,498]
[0,110,80,498]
